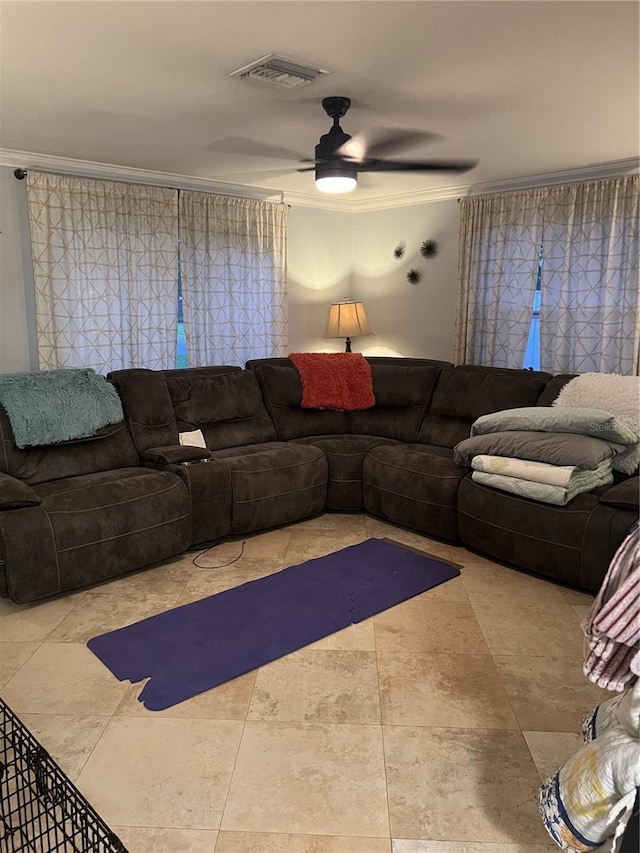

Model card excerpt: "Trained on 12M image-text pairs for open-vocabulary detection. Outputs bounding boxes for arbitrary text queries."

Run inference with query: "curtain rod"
[13,168,291,207]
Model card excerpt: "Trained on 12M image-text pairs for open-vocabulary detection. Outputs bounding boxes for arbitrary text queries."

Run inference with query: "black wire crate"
[0,698,128,852]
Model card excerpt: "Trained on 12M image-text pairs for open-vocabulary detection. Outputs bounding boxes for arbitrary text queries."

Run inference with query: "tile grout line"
[0,639,44,690]
[213,666,259,848]
[373,614,394,849]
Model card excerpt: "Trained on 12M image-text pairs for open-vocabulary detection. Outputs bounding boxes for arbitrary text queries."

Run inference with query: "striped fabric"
[583,523,640,691]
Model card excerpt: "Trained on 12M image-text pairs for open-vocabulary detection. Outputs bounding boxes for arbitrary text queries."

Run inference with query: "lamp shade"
[326,301,373,339]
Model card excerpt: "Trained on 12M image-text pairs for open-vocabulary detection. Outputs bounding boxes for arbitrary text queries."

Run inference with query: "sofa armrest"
[599,477,639,512]
[0,472,41,509]
[140,445,212,466]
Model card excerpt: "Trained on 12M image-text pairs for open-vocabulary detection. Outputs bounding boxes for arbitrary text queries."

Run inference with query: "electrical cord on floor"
[191,540,246,569]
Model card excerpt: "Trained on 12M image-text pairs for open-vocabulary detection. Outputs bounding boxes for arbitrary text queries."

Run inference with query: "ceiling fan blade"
[337,135,367,162]
[203,136,307,161]
[296,166,316,173]
[361,128,444,159]
[356,158,478,174]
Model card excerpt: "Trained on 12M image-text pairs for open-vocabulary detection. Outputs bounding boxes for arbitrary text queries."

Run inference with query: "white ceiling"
[1,0,638,207]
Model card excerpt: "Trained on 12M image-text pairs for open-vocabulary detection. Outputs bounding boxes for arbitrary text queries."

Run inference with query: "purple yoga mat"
[87,537,459,711]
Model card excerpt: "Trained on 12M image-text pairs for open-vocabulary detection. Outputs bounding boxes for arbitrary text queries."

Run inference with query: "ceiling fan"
[295,96,478,194]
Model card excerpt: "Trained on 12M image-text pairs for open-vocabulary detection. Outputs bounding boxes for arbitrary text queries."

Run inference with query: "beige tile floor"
[0,513,608,853]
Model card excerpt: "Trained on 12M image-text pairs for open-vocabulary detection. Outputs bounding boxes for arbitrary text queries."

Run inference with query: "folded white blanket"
[472,454,584,487]
[472,461,613,506]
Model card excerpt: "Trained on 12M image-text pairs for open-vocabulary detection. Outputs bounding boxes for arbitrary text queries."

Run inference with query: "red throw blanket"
[289,352,376,412]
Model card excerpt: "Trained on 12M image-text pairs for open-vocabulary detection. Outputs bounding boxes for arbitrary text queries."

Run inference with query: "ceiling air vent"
[229,54,331,89]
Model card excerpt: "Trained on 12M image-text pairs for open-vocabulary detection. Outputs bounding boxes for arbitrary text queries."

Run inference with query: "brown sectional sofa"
[0,358,637,603]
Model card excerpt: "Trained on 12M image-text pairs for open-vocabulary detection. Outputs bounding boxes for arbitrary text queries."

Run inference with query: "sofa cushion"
[456,475,599,588]
[208,442,328,534]
[363,444,466,540]
[108,368,179,452]
[166,370,277,449]
[536,374,577,406]
[418,365,551,448]
[250,358,446,442]
[349,364,443,441]
[295,435,400,510]
[0,408,139,485]
[109,366,245,454]
[32,467,190,593]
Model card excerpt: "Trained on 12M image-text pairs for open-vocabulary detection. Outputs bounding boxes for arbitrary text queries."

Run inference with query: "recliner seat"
[0,408,190,603]
[109,366,328,544]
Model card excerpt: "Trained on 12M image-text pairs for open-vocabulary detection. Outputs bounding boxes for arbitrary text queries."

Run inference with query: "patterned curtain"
[454,189,545,367]
[26,172,179,373]
[178,192,288,366]
[539,175,640,375]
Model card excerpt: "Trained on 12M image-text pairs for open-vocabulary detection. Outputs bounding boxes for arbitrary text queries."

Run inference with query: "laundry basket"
[0,698,127,852]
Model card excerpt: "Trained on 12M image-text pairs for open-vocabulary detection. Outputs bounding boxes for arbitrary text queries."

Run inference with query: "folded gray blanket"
[471,406,638,445]
[454,431,625,470]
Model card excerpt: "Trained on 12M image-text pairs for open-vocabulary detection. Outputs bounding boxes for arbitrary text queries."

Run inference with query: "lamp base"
[345,337,352,353]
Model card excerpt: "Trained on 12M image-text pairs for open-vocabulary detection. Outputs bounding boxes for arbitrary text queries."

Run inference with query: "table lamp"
[326,299,373,352]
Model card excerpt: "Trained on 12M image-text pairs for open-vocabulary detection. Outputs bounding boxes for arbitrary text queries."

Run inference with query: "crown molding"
[0,149,286,203]
[2,148,637,213]
[458,156,640,198]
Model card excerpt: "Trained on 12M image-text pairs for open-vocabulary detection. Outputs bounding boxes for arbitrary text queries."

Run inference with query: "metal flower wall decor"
[420,239,439,259]
[393,238,439,284]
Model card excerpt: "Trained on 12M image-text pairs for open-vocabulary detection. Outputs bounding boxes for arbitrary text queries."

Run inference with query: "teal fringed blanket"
[0,369,124,448]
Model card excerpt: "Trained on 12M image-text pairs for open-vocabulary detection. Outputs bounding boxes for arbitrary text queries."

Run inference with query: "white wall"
[352,199,460,362]
[286,205,355,353]
[0,166,37,372]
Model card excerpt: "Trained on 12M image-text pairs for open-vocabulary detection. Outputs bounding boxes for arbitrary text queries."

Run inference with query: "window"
[523,243,543,371]
[176,250,189,369]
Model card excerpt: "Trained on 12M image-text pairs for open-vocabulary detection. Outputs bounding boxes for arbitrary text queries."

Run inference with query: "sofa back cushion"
[251,363,350,440]
[248,358,448,442]
[536,374,577,406]
[108,368,182,453]
[0,407,139,485]
[349,363,443,440]
[110,366,276,453]
[166,370,277,450]
[418,364,551,447]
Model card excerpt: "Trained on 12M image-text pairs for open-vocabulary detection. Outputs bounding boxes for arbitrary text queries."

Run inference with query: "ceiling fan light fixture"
[315,159,357,194]
[315,175,357,194]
